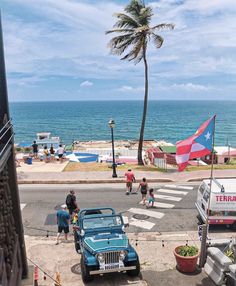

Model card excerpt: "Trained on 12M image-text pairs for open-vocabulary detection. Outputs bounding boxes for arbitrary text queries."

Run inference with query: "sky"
[1,0,236,102]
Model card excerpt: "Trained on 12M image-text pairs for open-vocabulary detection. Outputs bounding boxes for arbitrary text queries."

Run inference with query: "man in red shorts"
[125,169,135,195]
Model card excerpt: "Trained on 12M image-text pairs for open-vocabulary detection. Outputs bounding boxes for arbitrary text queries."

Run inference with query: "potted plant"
[174,245,199,273]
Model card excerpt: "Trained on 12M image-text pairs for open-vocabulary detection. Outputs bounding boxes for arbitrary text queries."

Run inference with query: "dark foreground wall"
[0,14,28,286]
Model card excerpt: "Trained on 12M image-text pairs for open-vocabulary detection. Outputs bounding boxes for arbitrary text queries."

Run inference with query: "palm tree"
[106,0,174,165]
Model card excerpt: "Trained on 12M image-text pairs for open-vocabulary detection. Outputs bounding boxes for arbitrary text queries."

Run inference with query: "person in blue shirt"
[56,205,70,245]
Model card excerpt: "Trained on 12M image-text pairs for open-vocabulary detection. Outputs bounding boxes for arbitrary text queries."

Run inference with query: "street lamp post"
[228,143,231,163]
[226,137,231,163]
[109,119,117,178]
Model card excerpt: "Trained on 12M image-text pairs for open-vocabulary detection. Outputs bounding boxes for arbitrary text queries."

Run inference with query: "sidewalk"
[17,164,236,184]
[24,230,232,286]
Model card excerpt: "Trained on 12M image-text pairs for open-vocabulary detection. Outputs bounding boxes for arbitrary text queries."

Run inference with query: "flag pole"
[199,115,216,268]
[206,115,216,228]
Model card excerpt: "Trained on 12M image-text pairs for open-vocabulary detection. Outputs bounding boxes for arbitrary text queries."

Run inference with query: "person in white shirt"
[58,144,65,163]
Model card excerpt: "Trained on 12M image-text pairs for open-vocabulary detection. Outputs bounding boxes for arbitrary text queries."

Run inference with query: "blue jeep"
[73,207,140,283]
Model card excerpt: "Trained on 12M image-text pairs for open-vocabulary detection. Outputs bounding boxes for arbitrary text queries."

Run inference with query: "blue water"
[9,100,236,146]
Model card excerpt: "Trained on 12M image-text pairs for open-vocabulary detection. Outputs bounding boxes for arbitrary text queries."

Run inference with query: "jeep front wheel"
[81,255,93,283]
[126,259,140,277]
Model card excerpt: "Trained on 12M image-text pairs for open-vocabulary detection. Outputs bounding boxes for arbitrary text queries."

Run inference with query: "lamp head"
[109,119,115,129]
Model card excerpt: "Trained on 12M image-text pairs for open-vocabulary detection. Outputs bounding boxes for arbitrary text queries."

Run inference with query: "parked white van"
[195,178,236,229]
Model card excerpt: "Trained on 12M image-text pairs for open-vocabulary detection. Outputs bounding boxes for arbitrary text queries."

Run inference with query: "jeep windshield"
[82,215,122,230]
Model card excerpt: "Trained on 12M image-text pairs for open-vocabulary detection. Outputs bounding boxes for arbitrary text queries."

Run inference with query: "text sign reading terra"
[216,196,236,202]
[211,195,236,211]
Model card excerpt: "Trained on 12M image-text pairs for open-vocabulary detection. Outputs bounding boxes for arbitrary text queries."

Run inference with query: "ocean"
[9,100,236,146]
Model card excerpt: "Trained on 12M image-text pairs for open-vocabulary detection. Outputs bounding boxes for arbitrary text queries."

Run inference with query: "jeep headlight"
[80,229,85,237]
[119,250,127,261]
[97,253,105,263]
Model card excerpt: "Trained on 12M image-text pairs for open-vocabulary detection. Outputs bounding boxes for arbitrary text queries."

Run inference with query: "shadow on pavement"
[142,269,215,286]
[71,263,146,285]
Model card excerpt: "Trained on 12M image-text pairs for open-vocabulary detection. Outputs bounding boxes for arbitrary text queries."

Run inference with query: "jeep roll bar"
[79,207,116,218]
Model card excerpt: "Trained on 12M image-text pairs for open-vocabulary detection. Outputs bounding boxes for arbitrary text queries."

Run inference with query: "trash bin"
[27,157,32,165]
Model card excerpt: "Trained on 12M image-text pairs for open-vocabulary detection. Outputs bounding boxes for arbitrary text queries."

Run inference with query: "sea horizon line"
[9,99,236,103]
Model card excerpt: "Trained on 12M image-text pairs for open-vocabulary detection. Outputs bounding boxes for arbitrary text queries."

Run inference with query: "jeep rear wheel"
[81,255,93,283]
[126,259,140,277]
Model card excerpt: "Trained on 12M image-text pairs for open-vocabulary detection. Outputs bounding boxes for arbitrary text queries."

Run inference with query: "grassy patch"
[64,161,236,172]
[186,164,236,171]
[228,158,236,165]
[63,162,164,172]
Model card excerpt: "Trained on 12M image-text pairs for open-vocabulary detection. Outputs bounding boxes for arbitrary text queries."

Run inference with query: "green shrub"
[177,246,198,257]
[228,158,236,165]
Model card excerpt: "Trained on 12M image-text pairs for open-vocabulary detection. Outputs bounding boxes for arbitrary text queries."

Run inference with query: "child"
[147,188,155,208]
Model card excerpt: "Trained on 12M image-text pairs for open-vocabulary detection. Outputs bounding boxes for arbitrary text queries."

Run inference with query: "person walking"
[32,141,38,159]
[147,188,155,208]
[56,205,70,245]
[137,177,148,205]
[66,190,78,218]
[58,144,65,163]
[124,169,136,195]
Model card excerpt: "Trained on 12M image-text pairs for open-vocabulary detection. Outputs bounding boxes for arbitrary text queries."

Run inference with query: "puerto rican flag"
[176,116,216,172]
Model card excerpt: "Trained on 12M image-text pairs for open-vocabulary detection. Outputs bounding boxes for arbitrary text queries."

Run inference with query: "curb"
[17,176,236,185]
[17,178,174,184]
[187,176,236,182]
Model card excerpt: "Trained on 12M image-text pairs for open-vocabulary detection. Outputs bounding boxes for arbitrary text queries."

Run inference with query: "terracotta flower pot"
[174,246,199,273]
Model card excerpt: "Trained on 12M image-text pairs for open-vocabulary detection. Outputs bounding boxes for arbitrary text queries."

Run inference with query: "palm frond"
[125,0,143,15]
[121,36,145,64]
[139,7,153,26]
[151,33,164,49]
[125,0,144,24]
[131,38,146,64]
[109,36,137,56]
[108,33,133,54]
[113,13,139,29]
[152,23,175,31]
[105,28,134,35]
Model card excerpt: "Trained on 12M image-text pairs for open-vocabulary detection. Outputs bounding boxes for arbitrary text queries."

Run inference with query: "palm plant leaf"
[139,7,153,26]
[105,29,134,35]
[152,23,175,31]
[121,37,145,64]
[108,34,136,55]
[124,0,143,24]
[152,33,164,49]
[113,13,139,29]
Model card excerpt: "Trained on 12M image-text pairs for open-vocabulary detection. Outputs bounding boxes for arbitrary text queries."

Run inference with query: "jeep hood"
[84,233,128,252]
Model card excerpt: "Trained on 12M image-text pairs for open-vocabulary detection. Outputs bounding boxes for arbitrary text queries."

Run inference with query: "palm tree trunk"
[138,46,148,165]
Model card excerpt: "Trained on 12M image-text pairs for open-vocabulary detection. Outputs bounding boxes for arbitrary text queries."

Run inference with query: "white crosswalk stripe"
[154,194,182,202]
[128,218,155,230]
[126,208,164,230]
[128,208,164,219]
[164,184,193,190]
[157,188,188,195]
[20,203,26,211]
[139,200,175,208]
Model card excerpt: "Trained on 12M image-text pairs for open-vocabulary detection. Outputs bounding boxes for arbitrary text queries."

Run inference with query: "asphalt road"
[19,182,201,236]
